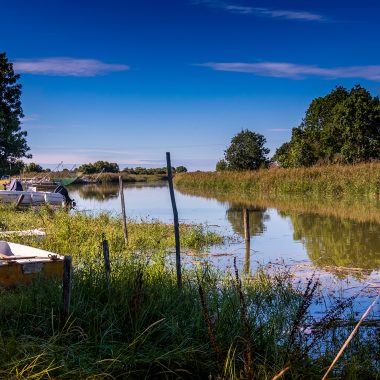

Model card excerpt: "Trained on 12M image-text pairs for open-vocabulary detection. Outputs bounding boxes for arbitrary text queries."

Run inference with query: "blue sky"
[2,0,380,170]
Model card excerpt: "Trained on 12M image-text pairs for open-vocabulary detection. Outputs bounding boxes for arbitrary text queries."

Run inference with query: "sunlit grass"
[0,206,379,378]
[175,162,380,199]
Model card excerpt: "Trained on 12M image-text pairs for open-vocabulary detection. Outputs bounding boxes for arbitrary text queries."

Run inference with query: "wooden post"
[15,194,24,208]
[243,209,250,242]
[243,209,250,274]
[62,255,72,320]
[244,239,251,274]
[166,152,182,289]
[119,176,128,244]
[102,234,111,288]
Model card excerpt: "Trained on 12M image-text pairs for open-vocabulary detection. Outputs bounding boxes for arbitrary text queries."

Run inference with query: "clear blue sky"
[2,0,380,170]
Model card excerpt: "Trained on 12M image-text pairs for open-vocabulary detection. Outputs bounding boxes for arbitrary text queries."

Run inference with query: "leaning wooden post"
[15,194,24,208]
[62,255,72,320]
[119,176,128,244]
[102,234,111,288]
[166,152,182,289]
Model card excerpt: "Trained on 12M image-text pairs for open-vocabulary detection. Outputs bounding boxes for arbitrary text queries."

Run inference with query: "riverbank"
[174,163,380,199]
[0,207,378,378]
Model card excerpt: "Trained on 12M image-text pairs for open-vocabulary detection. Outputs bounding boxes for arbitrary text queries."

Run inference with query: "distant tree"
[223,129,270,171]
[175,166,187,173]
[10,159,25,175]
[275,86,380,167]
[78,161,119,174]
[215,159,227,171]
[0,52,31,174]
[24,162,43,173]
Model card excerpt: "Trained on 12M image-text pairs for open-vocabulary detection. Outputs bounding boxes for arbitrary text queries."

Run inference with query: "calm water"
[68,182,380,276]
[67,182,380,314]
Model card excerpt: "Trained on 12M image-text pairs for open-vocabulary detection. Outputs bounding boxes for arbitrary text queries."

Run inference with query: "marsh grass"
[0,206,379,378]
[175,163,380,200]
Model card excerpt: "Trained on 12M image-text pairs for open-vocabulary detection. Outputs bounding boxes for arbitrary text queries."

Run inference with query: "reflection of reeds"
[175,164,380,223]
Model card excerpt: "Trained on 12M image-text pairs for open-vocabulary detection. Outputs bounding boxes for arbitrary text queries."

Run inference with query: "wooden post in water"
[243,209,251,274]
[62,255,72,320]
[243,209,250,242]
[166,152,182,289]
[119,176,128,244]
[102,234,111,288]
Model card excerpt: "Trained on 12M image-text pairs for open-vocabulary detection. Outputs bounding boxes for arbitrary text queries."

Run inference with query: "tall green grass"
[0,207,379,378]
[174,163,380,199]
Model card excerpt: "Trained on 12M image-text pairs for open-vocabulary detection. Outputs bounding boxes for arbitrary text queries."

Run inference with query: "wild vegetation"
[0,52,31,176]
[175,162,380,199]
[216,130,270,171]
[274,86,380,167]
[0,206,378,378]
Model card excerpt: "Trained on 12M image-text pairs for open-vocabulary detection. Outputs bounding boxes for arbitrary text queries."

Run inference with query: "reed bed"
[174,163,380,199]
[0,207,379,378]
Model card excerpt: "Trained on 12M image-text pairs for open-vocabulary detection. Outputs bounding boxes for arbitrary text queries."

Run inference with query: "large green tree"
[0,52,30,173]
[274,86,380,167]
[223,129,270,171]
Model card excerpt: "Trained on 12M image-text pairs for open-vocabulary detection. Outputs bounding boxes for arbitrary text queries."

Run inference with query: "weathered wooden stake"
[243,209,250,242]
[119,176,128,244]
[244,239,251,274]
[62,255,72,320]
[166,152,182,289]
[102,234,111,288]
[243,209,251,274]
[15,194,24,208]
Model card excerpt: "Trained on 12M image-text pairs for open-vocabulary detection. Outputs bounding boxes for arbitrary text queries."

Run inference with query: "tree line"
[217,85,380,171]
[2,50,380,175]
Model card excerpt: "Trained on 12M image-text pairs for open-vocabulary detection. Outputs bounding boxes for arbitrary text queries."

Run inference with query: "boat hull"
[0,242,65,288]
[0,190,65,206]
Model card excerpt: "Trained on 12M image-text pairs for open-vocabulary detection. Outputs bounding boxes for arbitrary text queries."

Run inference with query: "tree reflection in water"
[284,212,380,270]
[226,206,269,274]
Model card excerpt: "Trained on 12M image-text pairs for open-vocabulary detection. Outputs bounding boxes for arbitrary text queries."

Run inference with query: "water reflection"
[71,182,167,202]
[226,206,269,237]
[287,212,380,270]
[67,183,380,272]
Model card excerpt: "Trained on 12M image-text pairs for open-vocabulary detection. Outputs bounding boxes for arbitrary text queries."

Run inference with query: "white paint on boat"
[0,190,65,206]
[0,241,64,266]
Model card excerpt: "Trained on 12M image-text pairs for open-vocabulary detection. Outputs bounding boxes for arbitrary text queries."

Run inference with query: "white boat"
[0,241,64,287]
[0,179,74,207]
[0,189,66,206]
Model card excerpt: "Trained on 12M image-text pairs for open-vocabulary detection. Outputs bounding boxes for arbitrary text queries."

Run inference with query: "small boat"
[0,241,64,288]
[0,180,74,207]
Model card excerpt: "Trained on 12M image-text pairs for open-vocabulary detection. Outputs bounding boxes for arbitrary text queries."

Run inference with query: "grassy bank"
[16,171,167,184]
[0,207,378,378]
[174,163,380,199]
[85,172,168,184]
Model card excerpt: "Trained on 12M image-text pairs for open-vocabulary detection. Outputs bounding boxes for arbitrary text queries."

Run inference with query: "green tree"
[24,162,43,173]
[0,52,30,173]
[215,159,227,171]
[275,86,380,167]
[78,161,119,174]
[224,129,269,171]
[175,166,187,173]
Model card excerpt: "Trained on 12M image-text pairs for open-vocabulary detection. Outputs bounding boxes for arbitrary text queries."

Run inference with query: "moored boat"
[0,179,74,207]
[0,241,65,287]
